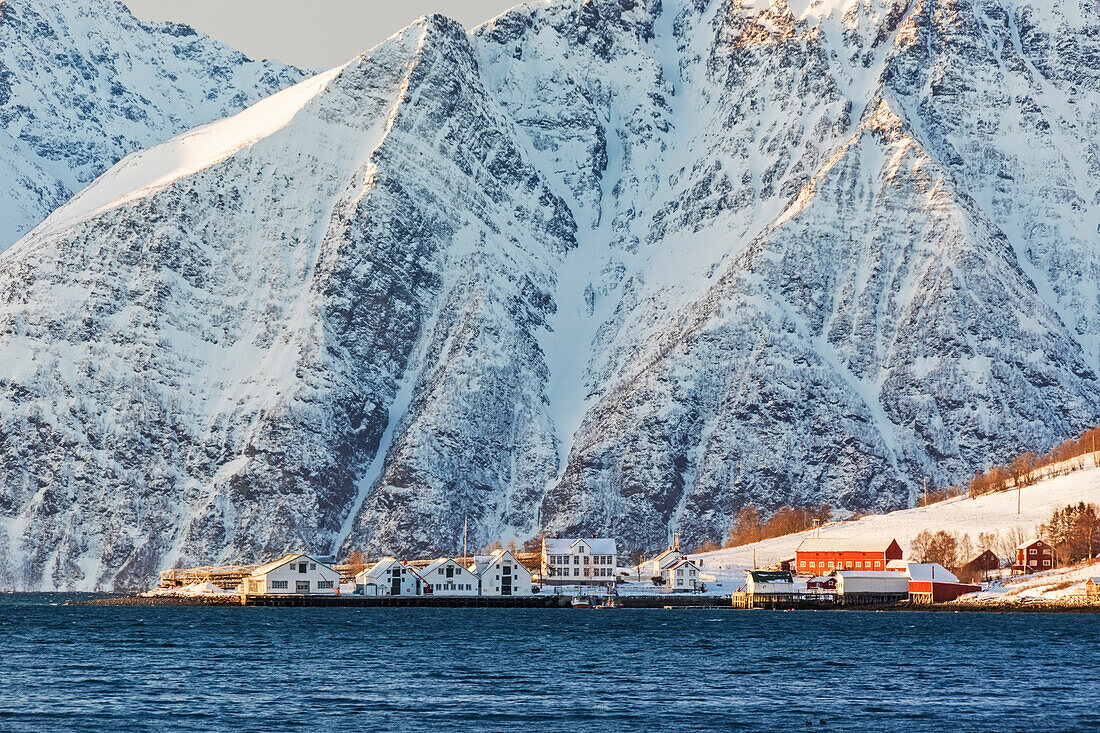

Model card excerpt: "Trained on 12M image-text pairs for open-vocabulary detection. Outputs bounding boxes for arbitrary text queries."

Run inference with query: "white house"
[541,537,618,585]
[420,558,477,596]
[355,557,424,596]
[241,553,341,595]
[471,549,533,596]
[640,546,684,580]
[666,558,703,591]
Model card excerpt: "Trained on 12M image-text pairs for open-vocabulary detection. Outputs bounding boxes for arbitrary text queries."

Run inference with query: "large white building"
[541,537,618,585]
[420,558,478,596]
[241,553,341,595]
[471,549,533,596]
[355,557,425,596]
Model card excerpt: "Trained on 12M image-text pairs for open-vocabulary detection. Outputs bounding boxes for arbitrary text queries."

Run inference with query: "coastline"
[71,594,1100,612]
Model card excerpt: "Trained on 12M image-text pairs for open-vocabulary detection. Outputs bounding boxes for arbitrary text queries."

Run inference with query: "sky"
[121,0,523,69]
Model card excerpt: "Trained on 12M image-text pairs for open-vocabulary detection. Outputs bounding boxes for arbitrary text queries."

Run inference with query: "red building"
[794,538,903,575]
[957,549,1001,580]
[907,563,980,603]
[1012,539,1054,575]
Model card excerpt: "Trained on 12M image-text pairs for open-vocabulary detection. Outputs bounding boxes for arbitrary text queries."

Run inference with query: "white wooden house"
[665,558,703,591]
[355,557,424,596]
[241,553,341,595]
[471,549,533,596]
[541,537,618,585]
[420,558,477,596]
[744,570,796,595]
[641,547,684,580]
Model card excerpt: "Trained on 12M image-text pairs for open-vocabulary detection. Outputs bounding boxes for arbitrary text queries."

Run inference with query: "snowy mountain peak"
[0,0,307,250]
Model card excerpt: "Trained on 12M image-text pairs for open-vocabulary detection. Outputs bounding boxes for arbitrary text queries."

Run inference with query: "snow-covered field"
[691,461,1100,582]
[957,560,1100,605]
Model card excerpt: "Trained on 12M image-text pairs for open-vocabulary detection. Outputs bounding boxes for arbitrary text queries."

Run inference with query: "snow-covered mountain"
[0,0,306,250]
[2,0,1100,590]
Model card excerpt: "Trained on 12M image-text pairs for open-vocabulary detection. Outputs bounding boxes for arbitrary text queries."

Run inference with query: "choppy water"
[1,594,1097,732]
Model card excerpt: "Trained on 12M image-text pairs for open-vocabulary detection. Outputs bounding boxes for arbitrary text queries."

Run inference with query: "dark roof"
[747,570,793,583]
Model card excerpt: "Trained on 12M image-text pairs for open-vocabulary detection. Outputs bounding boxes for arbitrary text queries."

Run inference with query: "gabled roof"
[1015,538,1048,550]
[250,553,334,577]
[746,570,793,583]
[420,558,467,576]
[904,563,959,583]
[667,558,700,571]
[357,556,401,580]
[1086,577,1100,585]
[796,538,899,553]
[543,537,617,555]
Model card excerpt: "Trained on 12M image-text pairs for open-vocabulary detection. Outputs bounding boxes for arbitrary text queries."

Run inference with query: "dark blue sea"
[1,594,1097,732]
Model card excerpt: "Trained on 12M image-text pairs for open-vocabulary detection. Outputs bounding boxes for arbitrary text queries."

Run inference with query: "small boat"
[594,599,620,609]
[571,595,592,609]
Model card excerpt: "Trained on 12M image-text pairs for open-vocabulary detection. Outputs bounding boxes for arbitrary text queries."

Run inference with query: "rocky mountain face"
[0,0,306,250]
[2,0,1099,589]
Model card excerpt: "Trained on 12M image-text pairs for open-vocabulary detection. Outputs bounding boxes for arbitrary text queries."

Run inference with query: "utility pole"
[923,476,927,507]
[462,515,468,562]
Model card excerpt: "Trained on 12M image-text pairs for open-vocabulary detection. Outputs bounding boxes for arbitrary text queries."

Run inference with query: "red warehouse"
[794,538,903,575]
[1012,539,1054,575]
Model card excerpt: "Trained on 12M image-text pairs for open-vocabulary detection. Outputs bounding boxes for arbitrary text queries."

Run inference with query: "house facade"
[1086,578,1100,597]
[421,558,477,595]
[958,549,1001,578]
[355,557,424,596]
[794,538,903,574]
[745,570,795,595]
[641,547,684,580]
[541,537,618,585]
[666,558,702,591]
[241,553,341,595]
[1012,539,1054,574]
[472,550,533,596]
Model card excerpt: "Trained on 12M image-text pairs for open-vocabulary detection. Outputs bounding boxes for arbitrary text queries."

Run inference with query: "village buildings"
[241,553,341,595]
[1012,538,1055,575]
[541,537,618,585]
[471,549,533,596]
[420,558,477,596]
[795,538,903,574]
[666,558,703,591]
[1087,578,1100,598]
[355,557,425,596]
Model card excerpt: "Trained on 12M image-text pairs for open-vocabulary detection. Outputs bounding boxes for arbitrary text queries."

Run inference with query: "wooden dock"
[730,592,907,609]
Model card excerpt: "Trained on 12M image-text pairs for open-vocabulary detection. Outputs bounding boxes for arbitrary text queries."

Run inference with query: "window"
[574,556,579,565]
[1043,560,1050,567]
[875,562,881,569]
[855,562,862,569]
[809,561,816,568]
[298,563,307,574]
[573,568,579,576]
[439,568,445,575]
[310,563,316,570]
[583,556,589,564]
[317,580,333,589]
[578,546,584,553]
[800,561,807,568]
[271,580,288,589]
[1030,549,1037,555]
[828,562,834,569]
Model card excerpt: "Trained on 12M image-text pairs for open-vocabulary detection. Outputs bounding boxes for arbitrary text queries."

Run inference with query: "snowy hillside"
[2,0,1100,589]
[0,0,306,250]
[692,461,1100,575]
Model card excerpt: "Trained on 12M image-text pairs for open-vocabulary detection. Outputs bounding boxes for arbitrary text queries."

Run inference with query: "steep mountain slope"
[0,0,306,250]
[2,0,1099,589]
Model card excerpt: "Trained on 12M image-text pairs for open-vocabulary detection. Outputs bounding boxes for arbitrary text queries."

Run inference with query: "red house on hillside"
[1012,539,1054,575]
[794,538,903,575]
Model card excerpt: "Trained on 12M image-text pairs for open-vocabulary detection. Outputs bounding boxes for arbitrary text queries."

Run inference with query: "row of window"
[437,567,465,577]
[270,579,332,589]
[297,563,317,573]
[435,583,473,591]
[799,560,883,570]
[1027,548,1051,555]
[547,554,614,565]
[547,567,614,577]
